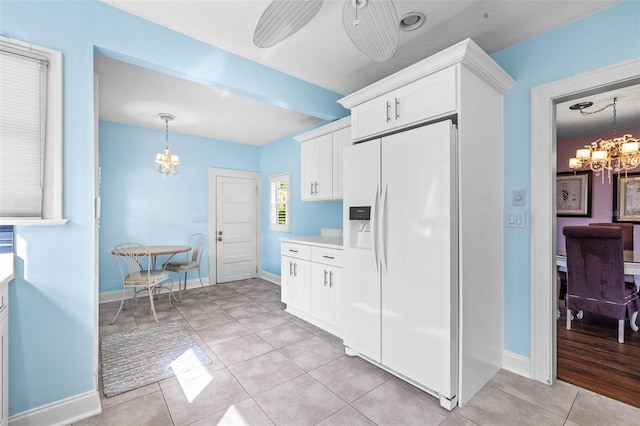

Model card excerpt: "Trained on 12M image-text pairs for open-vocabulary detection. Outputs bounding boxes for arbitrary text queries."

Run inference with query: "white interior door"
[215,175,258,283]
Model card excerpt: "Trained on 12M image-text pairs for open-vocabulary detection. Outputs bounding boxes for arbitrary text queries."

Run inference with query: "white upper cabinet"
[350,67,456,141]
[296,117,351,201]
[332,126,350,199]
[301,133,333,200]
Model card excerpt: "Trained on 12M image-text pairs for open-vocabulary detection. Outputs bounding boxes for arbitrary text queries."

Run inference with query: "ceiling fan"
[253,0,399,63]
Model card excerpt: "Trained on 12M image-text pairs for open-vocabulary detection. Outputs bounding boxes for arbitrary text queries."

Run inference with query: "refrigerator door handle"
[380,183,388,276]
[371,185,379,275]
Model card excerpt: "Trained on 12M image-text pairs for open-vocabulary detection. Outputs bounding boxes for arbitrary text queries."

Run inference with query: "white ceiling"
[97,0,628,145]
[96,55,322,145]
[556,83,640,140]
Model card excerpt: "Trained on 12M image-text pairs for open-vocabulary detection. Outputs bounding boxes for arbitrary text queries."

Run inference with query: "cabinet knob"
[386,101,391,122]
[217,236,223,241]
[395,98,400,119]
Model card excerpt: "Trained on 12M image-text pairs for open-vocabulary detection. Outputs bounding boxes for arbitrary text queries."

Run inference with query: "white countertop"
[280,235,343,249]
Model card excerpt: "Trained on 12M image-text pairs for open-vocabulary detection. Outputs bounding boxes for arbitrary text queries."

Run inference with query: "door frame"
[530,57,640,383]
[208,168,261,285]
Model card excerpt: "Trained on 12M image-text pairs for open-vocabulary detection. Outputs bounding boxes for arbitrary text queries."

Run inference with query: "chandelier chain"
[578,97,617,137]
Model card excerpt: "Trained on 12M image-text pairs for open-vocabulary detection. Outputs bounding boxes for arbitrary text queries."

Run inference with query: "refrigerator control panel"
[349,206,371,220]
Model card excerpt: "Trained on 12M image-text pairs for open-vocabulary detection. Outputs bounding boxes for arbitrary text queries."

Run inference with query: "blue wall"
[99,121,261,293]
[260,136,344,276]
[492,0,640,356]
[1,0,344,416]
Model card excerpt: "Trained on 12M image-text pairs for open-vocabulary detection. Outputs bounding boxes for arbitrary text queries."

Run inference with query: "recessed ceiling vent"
[399,12,426,31]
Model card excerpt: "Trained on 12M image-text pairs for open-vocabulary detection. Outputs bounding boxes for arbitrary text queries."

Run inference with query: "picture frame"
[556,171,592,217]
[613,172,640,223]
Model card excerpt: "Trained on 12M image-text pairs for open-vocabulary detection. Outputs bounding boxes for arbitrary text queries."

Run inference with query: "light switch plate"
[513,189,526,206]
[506,211,525,228]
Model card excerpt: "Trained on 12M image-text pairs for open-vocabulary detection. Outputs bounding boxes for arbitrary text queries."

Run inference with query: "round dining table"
[111,244,191,270]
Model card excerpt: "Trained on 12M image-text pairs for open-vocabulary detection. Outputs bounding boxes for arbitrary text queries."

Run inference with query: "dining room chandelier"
[155,113,180,175]
[569,97,640,183]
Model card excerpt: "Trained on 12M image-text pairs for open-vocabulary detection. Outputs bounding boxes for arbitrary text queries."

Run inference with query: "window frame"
[0,36,66,225]
[269,173,291,232]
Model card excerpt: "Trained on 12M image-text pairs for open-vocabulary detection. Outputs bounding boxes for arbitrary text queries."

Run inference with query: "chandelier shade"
[568,98,639,183]
[155,113,180,175]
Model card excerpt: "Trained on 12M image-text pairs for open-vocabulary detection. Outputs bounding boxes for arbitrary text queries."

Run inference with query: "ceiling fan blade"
[254,0,324,48]
[342,0,398,62]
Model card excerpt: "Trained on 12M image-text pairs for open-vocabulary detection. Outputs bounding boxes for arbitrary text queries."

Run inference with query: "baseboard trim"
[502,350,531,379]
[259,270,280,286]
[9,390,101,426]
[99,277,211,304]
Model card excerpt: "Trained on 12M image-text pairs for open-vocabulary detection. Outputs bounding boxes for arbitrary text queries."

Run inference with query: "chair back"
[113,243,150,283]
[563,226,627,315]
[588,222,634,250]
[188,233,206,264]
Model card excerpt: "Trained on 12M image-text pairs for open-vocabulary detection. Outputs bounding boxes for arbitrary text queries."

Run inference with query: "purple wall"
[556,127,640,249]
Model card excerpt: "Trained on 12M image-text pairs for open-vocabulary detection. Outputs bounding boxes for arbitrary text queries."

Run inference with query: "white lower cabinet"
[281,243,311,313]
[311,262,342,329]
[281,239,343,336]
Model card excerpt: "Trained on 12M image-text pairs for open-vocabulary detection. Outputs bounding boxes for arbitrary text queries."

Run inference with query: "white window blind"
[0,47,48,218]
[269,173,290,232]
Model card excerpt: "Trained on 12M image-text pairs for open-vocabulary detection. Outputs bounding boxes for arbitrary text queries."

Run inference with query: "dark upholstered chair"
[563,226,640,343]
[590,222,636,287]
[588,222,634,250]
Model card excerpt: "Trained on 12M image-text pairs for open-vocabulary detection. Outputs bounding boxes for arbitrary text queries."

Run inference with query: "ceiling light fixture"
[155,113,180,175]
[399,12,426,31]
[569,98,640,183]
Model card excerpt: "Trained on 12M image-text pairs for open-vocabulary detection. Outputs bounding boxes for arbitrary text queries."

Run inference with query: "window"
[0,226,13,254]
[0,36,65,225]
[269,173,290,232]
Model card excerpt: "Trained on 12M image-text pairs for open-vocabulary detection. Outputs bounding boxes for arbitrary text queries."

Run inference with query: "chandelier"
[155,113,180,175]
[569,97,640,183]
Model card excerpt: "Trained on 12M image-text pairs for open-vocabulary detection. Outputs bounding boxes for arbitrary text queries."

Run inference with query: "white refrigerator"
[343,119,459,409]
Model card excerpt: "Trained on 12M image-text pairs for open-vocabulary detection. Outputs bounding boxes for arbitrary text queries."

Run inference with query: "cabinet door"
[394,67,457,129]
[281,256,295,305]
[351,95,394,141]
[301,141,318,200]
[311,263,333,324]
[315,134,333,199]
[311,263,340,326]
[332,126,351,199]
[333,266,344,330]
[282,257,311,312]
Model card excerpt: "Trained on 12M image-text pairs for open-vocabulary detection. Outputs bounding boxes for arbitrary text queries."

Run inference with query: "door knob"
[217,236,223,241]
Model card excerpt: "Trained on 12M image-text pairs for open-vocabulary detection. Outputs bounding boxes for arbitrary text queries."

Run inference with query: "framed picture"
[613,172,640,223]
[556,172,592,217]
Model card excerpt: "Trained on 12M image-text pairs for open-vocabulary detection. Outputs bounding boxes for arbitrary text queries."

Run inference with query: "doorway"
[530,58,640,383]
[208,168,261,284]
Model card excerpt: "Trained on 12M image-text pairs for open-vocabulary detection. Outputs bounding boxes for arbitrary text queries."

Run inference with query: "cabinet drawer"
[281,242,311,260]
[312,247,343,267]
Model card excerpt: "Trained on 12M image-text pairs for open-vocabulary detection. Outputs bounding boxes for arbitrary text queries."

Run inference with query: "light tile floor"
[76,278,640,426]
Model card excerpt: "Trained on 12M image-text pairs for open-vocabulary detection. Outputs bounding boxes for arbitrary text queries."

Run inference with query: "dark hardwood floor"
[557,310,640,408]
